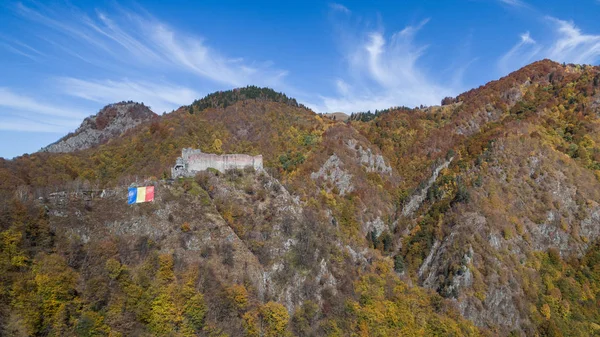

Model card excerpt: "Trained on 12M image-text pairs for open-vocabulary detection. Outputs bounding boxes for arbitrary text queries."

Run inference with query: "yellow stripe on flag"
[136,187,146,203]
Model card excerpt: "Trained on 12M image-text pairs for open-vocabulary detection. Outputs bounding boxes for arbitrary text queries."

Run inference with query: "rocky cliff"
[41,102,156,153]
[3,61,600,336]
[352,60,600,335]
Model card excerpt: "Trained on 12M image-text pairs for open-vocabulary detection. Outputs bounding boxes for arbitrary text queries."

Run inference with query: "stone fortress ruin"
[172,148,263,178]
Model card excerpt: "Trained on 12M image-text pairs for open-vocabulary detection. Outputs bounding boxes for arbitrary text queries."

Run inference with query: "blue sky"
[1,0,600,158]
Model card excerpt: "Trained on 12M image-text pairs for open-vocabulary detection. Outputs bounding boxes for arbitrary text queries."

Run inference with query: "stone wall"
[172,148,263,177]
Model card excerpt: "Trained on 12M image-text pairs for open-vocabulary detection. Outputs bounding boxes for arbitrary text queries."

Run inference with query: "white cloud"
[0,119,77,133]
[500,17,600,72]
[0,2,293,136]
[546,17,600,64]
[520,31,536,44]
[498,32,540,73]
[149,24,287,87]
[0,33,47,61]
[0,42,38,61]
[57,78,200,114]
[0,3,287,126]
[0,88,84,132]
[498,0,527,7]
[15,3,117,57]
[329,3,351,14]
[317,18,461,112]
[0,88,84,119]
[15,3,287,88]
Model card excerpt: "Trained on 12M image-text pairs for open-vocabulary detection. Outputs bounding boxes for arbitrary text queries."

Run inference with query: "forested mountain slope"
[2,61,600,336]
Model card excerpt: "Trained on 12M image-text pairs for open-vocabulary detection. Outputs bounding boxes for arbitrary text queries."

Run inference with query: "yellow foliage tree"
[541,303,551,320]
[226,284,249,311]
[243,302,290,337]
[12,254,79,336]
[260,302,290,337]
[212,138,223,154]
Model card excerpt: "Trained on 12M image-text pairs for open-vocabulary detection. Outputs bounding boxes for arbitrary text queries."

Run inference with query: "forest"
[2,60,600,336]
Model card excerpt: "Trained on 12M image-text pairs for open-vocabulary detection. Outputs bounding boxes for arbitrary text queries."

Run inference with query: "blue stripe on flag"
[127,187,137,204]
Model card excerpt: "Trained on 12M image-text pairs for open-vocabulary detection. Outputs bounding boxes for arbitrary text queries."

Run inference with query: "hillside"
[2,60,600,336]
[41,102,157,153]
[351,59,600,335]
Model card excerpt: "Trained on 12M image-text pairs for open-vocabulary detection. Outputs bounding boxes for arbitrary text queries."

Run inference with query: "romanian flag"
[128,186,155,204]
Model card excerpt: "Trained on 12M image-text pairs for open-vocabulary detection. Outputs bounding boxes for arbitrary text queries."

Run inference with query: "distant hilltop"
[172,148,263,178]
[321,112,349,121]
[41,102,156,153]
[188,85,310,113]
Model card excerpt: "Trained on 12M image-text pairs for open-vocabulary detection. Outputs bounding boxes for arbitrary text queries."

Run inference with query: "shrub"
[260,302,291,337]
[380,231,393,252]
[394,255,405,273]
[200,246,212,258]
[279,151,306,172]
[441,96,457,105]
[244,183,255,195]
[184,293,207,332]
[221,243,235,267]
[194,171,211,190]
[225,168,243,182]
[207,167,220,176]
[548,248,561,266]
[454,178,470,204]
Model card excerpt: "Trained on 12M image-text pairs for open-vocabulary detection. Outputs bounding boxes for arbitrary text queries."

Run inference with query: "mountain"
[352,59,600,335]
[2,60,600,336]
[41,102,157,153]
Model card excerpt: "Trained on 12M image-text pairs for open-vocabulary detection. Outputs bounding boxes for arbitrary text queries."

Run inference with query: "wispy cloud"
[498,32,540,73]
[0,119,78,133]
[11,2,288,105]
[500,17,600,71]
[0,42,38,61]
[0,2,292,137]
[329,3,351,14]
[546,17,600,64]
[498,0,528,7]
[0,88,84,132]
[317,16,464,112]
[57,78,200,114]
[0,88,83,119]
[149,23,287,87]
[0,35,46,61]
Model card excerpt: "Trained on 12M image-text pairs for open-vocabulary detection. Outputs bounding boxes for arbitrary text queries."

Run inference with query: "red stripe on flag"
[145,186,154,202]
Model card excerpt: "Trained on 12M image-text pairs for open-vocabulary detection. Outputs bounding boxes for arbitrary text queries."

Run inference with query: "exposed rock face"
[310,154,354,196]
[8,61,600,336]
[364,217,387,237]
[346,139,392,174]
[42,169,337,314]
[418,212,527,330]
[402,157,452,217]
[415,133,600,333]
[171,148,263,177]
[591,92,600,114]
[41,102,156,153]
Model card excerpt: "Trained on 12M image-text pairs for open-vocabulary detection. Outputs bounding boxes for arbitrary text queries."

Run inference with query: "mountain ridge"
[2,60,600,336]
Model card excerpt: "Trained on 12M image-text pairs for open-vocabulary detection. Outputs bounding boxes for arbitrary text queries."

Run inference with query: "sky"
[1,0,600,159]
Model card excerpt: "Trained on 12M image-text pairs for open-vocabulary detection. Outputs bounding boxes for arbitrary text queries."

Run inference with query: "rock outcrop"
[41,102,156,153]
